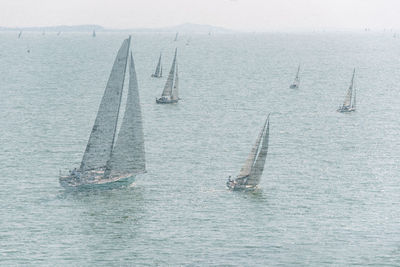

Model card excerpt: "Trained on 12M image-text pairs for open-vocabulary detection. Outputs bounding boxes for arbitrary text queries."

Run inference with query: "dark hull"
[289,84,299,89]
[151,74,162,78]
[337,108,355,113]
[156,98,179,104]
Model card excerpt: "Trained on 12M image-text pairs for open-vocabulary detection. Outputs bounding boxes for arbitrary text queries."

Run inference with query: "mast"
[79,37,131,172]
[174,32,178,41]
[105,51,146,178]
[160,48,178,97]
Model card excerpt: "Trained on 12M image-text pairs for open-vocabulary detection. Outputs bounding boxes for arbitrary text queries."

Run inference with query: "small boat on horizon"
[227,115,271,191]
[60,36,146,189]
[156,48,179,104]
[337,68,356,113]
[18,31,22,38]
[92,30,96,37]
[151,53,163,78]
[289,65,300,89]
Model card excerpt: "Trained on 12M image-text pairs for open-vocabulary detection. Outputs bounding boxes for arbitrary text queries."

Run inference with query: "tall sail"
[342,69,355,108]
[171,62,179,100]
[174,32,179,41]
[237,117,269,179]
[295,65,300,80]
[161,48,178,97]
[105,52,146,177]
[246,116,270,186]
[153,53,162,77]
[80,37,131,172]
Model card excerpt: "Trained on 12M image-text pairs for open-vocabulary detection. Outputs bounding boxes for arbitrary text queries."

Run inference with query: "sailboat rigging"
[337,68,356,113]
[227,115,271,191]
[60,36,146,189]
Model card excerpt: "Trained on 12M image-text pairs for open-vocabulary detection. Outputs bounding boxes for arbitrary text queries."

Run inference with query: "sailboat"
[151,53,163,78]
[289,65,300,89]
[174,32,178,41]
[60,36,146,189]
[337,68,356,113]
[92,30,96,37]
[18,31,22,39]
[156,48,179,104]
[227,115,271,191]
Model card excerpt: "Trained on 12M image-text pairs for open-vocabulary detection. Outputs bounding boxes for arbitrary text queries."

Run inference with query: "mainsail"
[342,68,355,108]
[80,37,131,172]
[161,48,178,97]
[105,52,146,178]
[237,115,270,186]
[153,53,162,77]
[171,62,179,100]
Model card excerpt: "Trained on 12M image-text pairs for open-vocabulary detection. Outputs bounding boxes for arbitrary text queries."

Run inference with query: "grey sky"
[1,0,400,31]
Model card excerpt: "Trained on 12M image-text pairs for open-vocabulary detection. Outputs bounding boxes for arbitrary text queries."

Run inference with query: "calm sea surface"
[1,31,400,266]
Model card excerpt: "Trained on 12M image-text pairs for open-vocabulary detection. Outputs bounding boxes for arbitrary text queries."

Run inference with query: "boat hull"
[226,179,257,192]
[156,98,179,104]
[289,84,299,89]
[337,108,355,113]
[59,173,136,190]
[151,74,162,78]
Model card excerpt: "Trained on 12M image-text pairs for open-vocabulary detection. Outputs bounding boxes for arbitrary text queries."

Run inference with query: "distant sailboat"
[57,31,61,36]
[60,36,146,189]
[151,53,163,78]
[174,32,178,41]
[289,65,300,89]
[92,30,96,37]
[18,31,22,39]
[227,115,271,191]
[337,68,356,113]
[156,48,179,104]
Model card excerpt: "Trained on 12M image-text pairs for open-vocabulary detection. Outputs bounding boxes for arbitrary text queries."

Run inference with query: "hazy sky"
[1,0,400,31]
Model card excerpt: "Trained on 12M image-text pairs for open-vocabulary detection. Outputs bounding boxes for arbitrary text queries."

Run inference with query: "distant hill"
[0,23,233,33]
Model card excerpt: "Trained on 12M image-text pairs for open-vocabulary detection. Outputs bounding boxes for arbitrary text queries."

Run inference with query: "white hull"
[59,172,135,190]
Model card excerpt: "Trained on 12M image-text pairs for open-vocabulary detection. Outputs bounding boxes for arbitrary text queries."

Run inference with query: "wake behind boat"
[156,48,179,104]
[289,65,300,89]
[337,68,356,113]
[60,36,146,189]
[227,115,271,191]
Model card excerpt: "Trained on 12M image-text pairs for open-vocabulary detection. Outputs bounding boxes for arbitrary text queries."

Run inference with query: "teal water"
[1,31,400,266]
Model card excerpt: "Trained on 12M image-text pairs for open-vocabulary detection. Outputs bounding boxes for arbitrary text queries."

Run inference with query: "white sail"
[161,48,177,97]
[80,37,131,172]
[246,117,270,186]
[342,69,355,108]
[171,62,179,100]
[236,115,270,188]
[154,53,162,77]
[237,117,268,179]
[105,52,146,178]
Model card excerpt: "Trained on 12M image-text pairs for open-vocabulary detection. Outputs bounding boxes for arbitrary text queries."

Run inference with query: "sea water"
[1,31,400,266]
